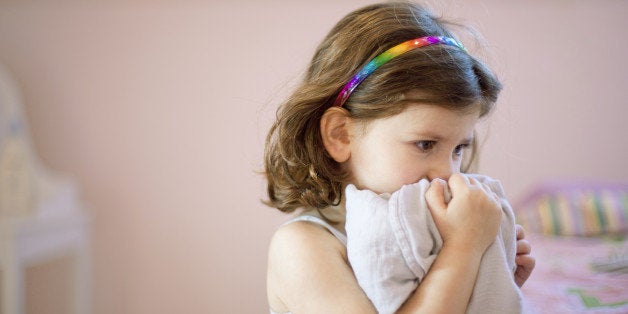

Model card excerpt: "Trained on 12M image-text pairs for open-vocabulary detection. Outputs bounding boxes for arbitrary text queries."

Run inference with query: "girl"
[265,2,535,313]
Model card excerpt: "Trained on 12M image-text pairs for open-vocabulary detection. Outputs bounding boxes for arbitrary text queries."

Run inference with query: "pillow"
[514,182,628,236]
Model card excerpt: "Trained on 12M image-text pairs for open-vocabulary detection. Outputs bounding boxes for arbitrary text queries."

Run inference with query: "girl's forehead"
[363,104,480,136]
[406,102,481,114]
[353,103,480,137]
[393,104,480,124]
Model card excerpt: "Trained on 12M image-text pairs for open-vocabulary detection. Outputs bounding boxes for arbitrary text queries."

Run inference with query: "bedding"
[514,181,628,313]
[521,233,628,313]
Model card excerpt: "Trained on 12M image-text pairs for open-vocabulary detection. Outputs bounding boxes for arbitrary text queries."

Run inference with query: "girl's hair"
[264,1,502,213]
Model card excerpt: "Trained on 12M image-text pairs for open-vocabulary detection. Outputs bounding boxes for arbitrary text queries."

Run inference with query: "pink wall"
[0,1,626,312]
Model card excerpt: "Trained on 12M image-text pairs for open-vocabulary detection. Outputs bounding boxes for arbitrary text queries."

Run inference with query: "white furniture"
[0,62,91,314]
[1,183,91,314]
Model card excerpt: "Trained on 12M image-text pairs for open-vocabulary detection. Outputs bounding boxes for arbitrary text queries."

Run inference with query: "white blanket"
[345,174,522,314]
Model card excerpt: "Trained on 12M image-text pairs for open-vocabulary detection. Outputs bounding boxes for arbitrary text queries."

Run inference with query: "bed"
[513,181,628,313]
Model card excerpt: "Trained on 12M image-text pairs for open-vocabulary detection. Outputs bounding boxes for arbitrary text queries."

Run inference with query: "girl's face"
[346,104,480,194]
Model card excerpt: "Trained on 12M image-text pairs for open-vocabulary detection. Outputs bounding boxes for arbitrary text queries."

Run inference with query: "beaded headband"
[333,36,466,107]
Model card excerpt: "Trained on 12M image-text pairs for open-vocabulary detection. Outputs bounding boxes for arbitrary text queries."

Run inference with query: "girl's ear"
[320,107,352,163]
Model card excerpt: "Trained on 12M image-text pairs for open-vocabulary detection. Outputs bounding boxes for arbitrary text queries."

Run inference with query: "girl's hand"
[425,173,502,252]
[514,224,535,287]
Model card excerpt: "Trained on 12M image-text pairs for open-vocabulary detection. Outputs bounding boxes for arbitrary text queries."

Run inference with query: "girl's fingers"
[514,254,536,287]
[515,223,535,287]
[516,224,526,241]
[516,239,531,255]
[426,178,447,215]
[447,173,469,194]
[426,178,452,239]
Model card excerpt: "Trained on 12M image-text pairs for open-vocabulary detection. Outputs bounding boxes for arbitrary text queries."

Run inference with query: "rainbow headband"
[333,36,466,107]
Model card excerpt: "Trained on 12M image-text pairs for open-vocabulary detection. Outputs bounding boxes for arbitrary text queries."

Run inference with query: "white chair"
[0,62,91,314]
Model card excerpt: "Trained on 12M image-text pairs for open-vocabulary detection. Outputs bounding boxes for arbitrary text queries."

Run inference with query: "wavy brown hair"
[264,1,502,213]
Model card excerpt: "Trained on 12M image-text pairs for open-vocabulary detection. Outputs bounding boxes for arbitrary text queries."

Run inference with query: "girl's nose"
[426,157,457,181]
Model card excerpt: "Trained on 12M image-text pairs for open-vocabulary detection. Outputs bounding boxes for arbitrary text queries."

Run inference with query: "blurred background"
[0,0,626,313]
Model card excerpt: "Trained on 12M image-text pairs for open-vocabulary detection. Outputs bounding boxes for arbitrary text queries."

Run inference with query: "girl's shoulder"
[268,216,348,278]
[267,215,349,313]
[270,215,347,256]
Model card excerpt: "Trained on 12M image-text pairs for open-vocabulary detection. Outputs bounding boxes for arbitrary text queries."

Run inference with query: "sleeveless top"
[269,215,348,314]
[284,214,347,245]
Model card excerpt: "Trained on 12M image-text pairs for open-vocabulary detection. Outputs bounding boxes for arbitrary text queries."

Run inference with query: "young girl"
[265,2,535,313]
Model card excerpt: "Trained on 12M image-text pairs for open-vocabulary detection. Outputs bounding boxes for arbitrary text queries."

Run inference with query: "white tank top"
[283,214,347,245]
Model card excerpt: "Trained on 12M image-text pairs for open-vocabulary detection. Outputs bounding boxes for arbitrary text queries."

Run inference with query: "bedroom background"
[0,0,626,313]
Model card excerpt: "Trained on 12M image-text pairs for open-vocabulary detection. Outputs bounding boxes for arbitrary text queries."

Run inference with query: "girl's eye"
[453,143,471,156]
[415,141,435,152]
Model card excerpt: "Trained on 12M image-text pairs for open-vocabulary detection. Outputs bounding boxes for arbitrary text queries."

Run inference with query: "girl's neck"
[301,196,347,235]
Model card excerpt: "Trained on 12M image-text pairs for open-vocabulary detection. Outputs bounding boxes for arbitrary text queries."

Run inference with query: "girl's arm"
[397,240,484,313]
[398,174,503,314]
[267,221,377,314]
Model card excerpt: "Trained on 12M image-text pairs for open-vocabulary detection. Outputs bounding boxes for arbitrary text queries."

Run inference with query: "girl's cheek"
[388,169,425,192]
